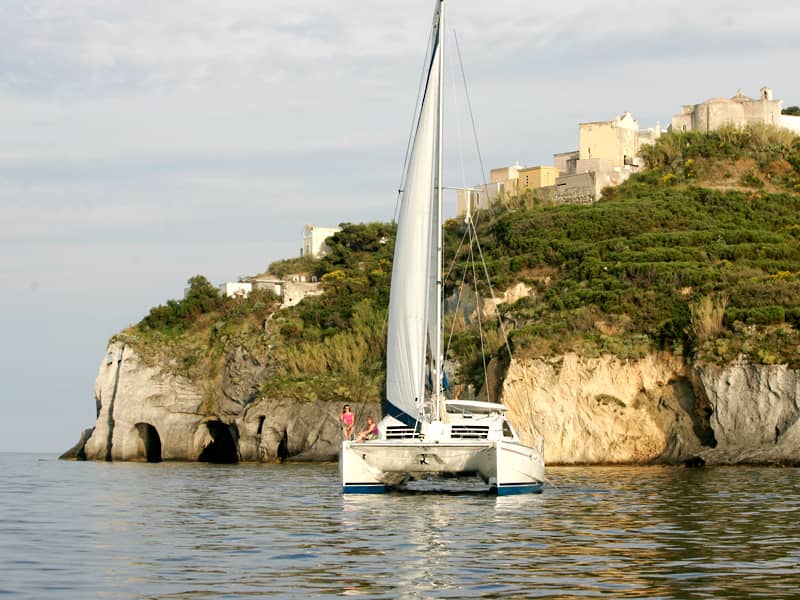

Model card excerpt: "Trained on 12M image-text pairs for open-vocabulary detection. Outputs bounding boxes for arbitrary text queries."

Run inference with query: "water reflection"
[1,455,799,598]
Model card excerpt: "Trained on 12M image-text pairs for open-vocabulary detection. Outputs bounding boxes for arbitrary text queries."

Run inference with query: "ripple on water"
[1,456,800,598]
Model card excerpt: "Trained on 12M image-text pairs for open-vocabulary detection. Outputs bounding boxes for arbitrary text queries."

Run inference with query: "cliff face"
[71,341,380,463]
[500,353,800,466]
[696,362,800,464]
[66,343,800,466]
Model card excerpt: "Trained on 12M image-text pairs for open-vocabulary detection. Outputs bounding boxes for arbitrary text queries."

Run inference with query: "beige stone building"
[455,163,523,217]
[455,183,495,217]
[554,150,579,174]
[671,87,783,133]
[457,110,661,215]
[639,122,663,146]
[490,164,522,193]
[548,111,649,202]
[579,111,640,166]
[517,166,560,191]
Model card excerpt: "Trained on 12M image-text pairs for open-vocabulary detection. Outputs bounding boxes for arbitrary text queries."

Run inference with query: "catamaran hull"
[340,440,544,495]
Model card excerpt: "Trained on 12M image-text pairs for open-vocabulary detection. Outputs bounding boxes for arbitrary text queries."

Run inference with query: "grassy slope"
[123,125,800,409]
[480,124,800,367]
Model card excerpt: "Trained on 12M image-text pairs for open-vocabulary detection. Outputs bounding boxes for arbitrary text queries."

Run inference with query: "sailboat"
[340,0,545,495]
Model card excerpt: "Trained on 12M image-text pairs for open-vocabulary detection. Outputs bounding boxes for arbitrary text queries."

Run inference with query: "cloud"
[1,0,800,453]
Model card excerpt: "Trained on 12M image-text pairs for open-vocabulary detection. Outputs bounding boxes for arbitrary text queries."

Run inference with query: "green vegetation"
[116,276,279,414]
[783,106,800,116]
[264,222,395,403]
[140,275,226,334]
[472,125,800,366]
[639,123,800,193]
[125,124,800,404]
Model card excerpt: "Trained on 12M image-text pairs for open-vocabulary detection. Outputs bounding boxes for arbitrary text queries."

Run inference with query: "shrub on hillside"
[141,275,225,331]
[641,124,800,189]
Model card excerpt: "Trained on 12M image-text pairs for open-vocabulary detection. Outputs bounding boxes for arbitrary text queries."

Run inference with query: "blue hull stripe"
[493,483,543,496]
[343,483,387,494]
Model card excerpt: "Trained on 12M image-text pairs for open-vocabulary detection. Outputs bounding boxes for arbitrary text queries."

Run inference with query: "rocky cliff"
[64,342,800,466]
[63,341,380,463]
[500,353,800,466]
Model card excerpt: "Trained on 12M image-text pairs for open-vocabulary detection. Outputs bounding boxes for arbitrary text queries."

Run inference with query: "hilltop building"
[517,166,560,191]
[489,163,523,198]
[671,87,784,133]
[301,225,341,258]
[455,163,524,217]
[549,111,653,203]
[579,111,640,167]
[247,272,323,309]
[219,282,253,299]
[454,111,659,217]
[639,122,663,146]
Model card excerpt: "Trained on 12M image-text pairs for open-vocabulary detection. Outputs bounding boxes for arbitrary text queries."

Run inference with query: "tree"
[141,274,223,330]
[783,106,800,116]
[183,275,223,316]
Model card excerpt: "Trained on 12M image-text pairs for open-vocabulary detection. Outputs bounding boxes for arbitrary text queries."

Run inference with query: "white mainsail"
[385,4,443,425]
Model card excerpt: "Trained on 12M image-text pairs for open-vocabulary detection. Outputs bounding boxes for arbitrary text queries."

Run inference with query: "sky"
[1,0,799,453]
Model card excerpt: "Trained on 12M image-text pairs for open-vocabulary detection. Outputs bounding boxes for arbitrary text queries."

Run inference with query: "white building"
[782,114,800,134]
[282,281,323,308]
[219,282,252,299]
[302,225,341,258]
[249,275,284,297]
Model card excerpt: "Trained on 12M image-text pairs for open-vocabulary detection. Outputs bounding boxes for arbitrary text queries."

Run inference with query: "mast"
[433,0,445,421]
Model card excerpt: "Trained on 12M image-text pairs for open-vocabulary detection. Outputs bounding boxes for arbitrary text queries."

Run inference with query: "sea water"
[1,453,798,598]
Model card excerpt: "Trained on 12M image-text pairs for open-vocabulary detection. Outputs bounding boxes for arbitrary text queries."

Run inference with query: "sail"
[385,5,442,426]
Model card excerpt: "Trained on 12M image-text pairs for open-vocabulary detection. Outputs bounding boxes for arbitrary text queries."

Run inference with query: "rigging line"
[468,214,544,443]
[453,30,495,226]
[448,28,469,200]
[468,222,491,403]
[394,20,439,224]
[443,225,469,286]
[444,235,472,370]
[468,216,512,358]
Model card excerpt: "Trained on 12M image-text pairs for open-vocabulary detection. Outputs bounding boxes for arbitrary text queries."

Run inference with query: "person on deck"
[340,405,355,440]
[355,416,379,442]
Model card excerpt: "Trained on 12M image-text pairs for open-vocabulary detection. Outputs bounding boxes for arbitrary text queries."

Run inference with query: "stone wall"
[533,171,596,205]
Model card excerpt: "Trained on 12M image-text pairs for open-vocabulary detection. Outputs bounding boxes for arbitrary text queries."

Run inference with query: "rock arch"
[122,422,162,462]
[277,429,289,463]
[196,420,239,464]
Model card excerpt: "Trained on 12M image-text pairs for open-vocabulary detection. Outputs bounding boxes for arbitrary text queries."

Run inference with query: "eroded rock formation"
[65,342,800,466]
[500,353,800,466]
[67,341,379,463]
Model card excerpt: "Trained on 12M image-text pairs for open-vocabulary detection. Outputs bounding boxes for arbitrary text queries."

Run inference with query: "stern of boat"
[490,440,545,495]
[340,441,388,494]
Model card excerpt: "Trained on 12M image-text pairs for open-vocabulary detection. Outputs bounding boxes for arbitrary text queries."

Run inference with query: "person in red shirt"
[340,405,355,440]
